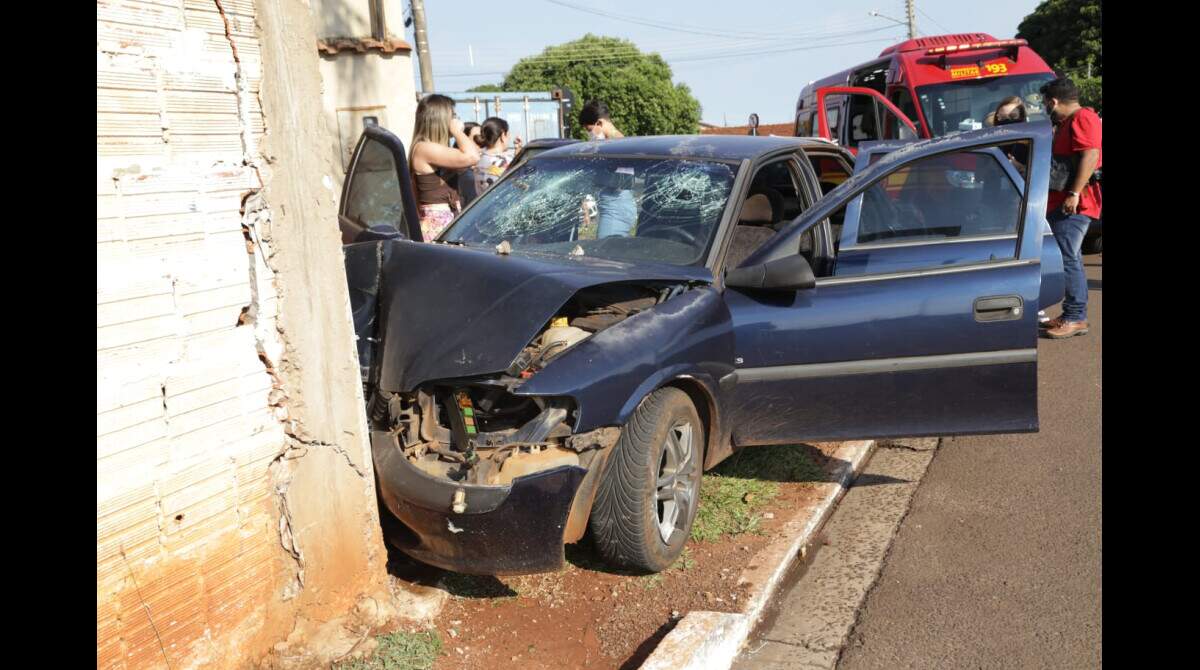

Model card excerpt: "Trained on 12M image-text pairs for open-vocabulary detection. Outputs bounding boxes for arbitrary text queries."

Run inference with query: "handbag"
[1048,153,1079,192]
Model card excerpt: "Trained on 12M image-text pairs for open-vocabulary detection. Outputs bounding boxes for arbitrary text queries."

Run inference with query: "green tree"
[466,83,503,93]
[1017,0,1102,113]
[500,34,701,139]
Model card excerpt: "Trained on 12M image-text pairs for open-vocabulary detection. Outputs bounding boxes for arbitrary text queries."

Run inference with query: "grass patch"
[640,573,664,590]
[334,629,442,670]
[672,547,696,571]
[711,444,823,482]
[691,445,821,543]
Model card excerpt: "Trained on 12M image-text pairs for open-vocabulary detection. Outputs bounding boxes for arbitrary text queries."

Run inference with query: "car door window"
[846,95,878,148]
[855,150,1022,246]
[824,101,841,142]
[725,158,807,269]
[807,153,854,253]
[343,137,408,237]
[889,88,918,127]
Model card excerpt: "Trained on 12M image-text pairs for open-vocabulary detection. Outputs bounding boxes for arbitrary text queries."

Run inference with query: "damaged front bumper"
[371,426,616,575]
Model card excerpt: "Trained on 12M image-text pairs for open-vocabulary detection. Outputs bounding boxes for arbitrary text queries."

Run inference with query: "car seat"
[725,192,779,269]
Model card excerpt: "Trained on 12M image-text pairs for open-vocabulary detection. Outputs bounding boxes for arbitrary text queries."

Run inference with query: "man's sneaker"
[1039,315,1066,330]
[1045,320,1089,339]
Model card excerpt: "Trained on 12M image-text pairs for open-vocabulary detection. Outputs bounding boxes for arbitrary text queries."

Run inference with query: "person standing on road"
[1040,78,1101,339]
[410,94,481,241]
[578,100,636,238]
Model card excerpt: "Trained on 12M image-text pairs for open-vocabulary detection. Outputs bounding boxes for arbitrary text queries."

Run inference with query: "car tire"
[589,387,703,573]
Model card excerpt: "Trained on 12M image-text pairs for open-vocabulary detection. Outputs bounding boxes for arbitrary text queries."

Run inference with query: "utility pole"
[905,0,917,39]
[410,0,434,93]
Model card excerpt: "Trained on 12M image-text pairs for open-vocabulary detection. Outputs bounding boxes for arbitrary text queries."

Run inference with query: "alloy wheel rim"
[656,419,696,545]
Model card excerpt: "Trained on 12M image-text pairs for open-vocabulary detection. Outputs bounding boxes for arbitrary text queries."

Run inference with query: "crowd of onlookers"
[405,95,625,242]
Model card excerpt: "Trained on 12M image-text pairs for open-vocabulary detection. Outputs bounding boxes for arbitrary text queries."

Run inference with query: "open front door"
[340,125,422,383]
[723,122,1053,444]
[815,86,919,154]
[339,125,423,244]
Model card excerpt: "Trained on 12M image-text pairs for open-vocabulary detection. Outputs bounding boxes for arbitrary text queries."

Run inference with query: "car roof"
[540,134,837,161]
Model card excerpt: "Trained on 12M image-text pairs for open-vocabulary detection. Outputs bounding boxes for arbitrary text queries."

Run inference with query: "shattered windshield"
[441,156,737,266]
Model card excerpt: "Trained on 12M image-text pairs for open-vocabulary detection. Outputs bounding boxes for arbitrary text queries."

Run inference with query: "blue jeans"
[597,189,637,238]
[1047,210,1090,322]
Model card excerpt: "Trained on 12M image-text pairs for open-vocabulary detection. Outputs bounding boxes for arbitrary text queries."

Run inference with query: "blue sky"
[411,0,1042,126]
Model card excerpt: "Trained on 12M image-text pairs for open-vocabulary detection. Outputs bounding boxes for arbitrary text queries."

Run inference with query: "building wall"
[311,0,417,176]
[97,1,393,668]
[317,52,418,175]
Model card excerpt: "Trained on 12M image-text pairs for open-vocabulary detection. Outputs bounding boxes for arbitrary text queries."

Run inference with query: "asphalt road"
[836,254,1102,669]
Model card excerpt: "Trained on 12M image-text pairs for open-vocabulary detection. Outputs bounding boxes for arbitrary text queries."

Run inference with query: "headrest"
[740,193,775,224]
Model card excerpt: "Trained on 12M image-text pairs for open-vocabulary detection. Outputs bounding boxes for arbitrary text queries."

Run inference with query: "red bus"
[795,33,1057,151]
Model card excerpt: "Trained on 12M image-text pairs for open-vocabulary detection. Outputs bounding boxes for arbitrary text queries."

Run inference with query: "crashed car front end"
[370,387,620,575]
[361,241,714,574]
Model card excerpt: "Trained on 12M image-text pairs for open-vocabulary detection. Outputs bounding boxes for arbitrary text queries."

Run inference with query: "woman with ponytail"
[469,117,518,200]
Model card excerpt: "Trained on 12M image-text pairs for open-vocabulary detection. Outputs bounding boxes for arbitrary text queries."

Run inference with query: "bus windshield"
[916,73,1056,137]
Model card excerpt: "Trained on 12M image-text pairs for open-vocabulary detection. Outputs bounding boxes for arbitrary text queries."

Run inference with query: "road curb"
[638,439,877,670]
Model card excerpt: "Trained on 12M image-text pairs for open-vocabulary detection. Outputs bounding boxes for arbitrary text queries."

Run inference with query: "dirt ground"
[384,442,845,670]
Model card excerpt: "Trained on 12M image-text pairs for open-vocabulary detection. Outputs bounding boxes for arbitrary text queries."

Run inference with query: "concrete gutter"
[639,439,876,670]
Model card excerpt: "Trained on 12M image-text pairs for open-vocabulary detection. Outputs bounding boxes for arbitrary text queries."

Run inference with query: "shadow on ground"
[710,443,836,483]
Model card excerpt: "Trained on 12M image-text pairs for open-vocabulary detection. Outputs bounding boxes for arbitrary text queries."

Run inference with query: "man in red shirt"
[1040,77,1102,339]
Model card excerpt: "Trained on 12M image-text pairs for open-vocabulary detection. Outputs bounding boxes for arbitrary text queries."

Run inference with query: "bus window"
[796,110,814,137]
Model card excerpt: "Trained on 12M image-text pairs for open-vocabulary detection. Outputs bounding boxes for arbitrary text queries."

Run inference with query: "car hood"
[374,240,713,392]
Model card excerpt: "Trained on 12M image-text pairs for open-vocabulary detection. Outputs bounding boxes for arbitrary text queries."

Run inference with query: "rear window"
[916,73,1054,137]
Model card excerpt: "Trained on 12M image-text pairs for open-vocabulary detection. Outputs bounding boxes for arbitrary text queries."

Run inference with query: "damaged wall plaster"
[98,1,403,669]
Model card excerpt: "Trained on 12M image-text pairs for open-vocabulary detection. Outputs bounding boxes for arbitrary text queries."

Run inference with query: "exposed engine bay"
[370,282,692,490]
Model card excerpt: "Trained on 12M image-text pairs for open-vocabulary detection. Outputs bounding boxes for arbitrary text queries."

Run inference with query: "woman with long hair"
[409,94,480,241]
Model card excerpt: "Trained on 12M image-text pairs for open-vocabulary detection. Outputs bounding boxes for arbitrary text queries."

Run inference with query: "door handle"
[973,295,1023,322]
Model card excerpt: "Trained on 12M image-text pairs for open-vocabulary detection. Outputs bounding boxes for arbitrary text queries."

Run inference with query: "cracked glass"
[442,156,737,266]
[343,138,408,237]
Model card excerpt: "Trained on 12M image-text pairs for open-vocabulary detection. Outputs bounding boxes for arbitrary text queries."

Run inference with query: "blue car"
[340,124,1064,575]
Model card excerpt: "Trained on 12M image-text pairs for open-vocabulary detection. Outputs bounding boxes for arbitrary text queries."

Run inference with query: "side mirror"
[725,254,817,291]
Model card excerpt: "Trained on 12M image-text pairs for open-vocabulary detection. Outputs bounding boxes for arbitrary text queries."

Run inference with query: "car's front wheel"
[589,387,703,573]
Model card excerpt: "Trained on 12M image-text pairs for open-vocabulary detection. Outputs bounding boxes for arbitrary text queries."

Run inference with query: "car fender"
[516,287,735,440]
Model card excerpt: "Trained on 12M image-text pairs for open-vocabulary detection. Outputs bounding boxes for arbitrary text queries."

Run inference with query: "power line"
[434,25,901,77]
[435,32,904,78]
[461,23,895,67]
[915,3,952,34]
[545,0,878,41]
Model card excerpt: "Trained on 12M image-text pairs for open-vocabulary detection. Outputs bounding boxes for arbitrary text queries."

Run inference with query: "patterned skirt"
[418,203,457,242]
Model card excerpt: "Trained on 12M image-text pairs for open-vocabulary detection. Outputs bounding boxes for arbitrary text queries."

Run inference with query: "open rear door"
[339,125,423,244]
[815,86,919,155]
